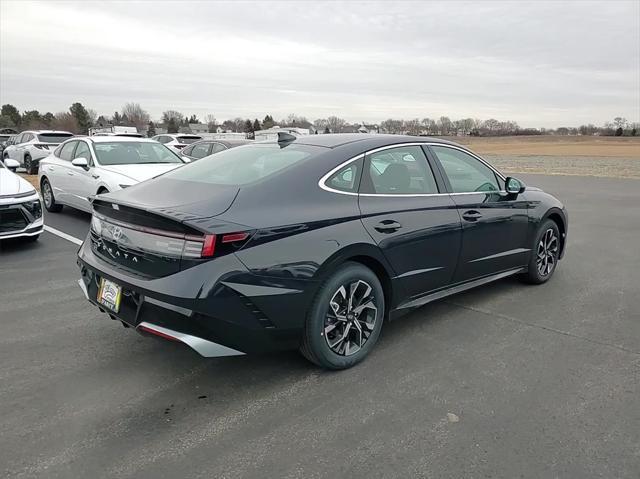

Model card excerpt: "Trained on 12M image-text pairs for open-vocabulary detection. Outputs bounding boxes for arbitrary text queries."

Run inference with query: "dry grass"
[452,135,640,158]
[17,137,640,187]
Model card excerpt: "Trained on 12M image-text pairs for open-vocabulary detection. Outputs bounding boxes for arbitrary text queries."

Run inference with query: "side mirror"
[71,157,89,168]
[505,176,526,194]
[4,158,20,172]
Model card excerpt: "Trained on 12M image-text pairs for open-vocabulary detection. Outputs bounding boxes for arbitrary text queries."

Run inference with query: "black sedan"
[77,134,568,369]
[179,138,251,161]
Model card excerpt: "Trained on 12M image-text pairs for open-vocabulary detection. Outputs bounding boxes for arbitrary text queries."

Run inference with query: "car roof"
[87,136,159,143]
[291,133,463,149]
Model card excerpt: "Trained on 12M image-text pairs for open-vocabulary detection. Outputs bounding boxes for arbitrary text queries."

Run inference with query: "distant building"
[188,123,209,134]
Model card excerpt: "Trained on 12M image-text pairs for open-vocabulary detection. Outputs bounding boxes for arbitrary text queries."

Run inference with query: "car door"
[51,140,79,205]
[9,133,25,162]
[65,140,98,212]
[428,145,530,283]
[357,144,462,300]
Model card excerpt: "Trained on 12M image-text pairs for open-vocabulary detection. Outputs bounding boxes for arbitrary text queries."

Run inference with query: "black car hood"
[99,178,240,221]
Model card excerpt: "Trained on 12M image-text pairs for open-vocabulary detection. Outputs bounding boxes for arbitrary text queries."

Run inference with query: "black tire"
[520,219,560,284]
[41,177,63,212]
[300,262,385,370]
[24,154,38,175]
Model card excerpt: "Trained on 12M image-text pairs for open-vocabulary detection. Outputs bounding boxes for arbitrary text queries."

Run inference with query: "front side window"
[431,146,500,193]
[362,145,438,195]
[59,141,77,161]
[74,141,91,162]
[93,142,183,165]
[325,157,363,193]
[163,143,321,186]
[190,142,212,159]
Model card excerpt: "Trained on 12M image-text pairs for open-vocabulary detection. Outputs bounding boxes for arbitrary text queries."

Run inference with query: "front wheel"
[41,177,63,212]
[521,219,560,284]
[300,262,385,370]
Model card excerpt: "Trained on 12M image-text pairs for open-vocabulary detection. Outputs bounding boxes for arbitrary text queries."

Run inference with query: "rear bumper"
[77,238,316,356]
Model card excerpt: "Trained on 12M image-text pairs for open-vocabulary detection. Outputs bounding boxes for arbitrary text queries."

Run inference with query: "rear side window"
[190,142,212,159]
[163,143,322,186]
[362,146,439,195]
[38,133,73,143]
[176,136,201,144]
[59,141,77,161]
[431,146,500,193]
[212,143,227,154]
[325,157,363,193]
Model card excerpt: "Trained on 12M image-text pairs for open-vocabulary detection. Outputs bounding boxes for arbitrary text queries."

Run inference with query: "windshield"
[163,143,322,185]
[93,141,184,165]
[37,133,73,143]
[176,136,201,144]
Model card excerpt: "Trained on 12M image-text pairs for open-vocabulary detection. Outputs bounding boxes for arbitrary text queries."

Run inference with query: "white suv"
[3,130,74,174]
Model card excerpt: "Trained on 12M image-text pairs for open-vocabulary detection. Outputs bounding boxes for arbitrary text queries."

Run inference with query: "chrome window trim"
[318,142,506,198]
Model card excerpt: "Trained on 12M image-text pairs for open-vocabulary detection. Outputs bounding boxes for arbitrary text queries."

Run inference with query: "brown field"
[17,136,640,187]
[450,135,640,158]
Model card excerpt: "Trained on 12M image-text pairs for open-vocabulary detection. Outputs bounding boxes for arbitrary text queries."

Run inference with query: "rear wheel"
[521,219,560,284]
[41,177,63,212]
[24,154,38,175]
[300,262,385,369]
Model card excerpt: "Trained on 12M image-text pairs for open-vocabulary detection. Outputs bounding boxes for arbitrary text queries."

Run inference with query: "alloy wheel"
[536,228,558,277]
[43,181,52,207]
[324,280,378,356]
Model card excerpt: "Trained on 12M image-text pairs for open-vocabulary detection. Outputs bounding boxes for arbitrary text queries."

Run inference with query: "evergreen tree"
[253,118,261,131]
[69,102,93,134]
[1,104,21,126]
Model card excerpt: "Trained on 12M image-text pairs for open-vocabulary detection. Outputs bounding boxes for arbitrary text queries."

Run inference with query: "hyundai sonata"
[39,136,186,214]
[77,134,567,369]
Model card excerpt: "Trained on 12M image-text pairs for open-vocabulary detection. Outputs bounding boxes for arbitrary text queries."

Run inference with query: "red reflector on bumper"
[221,232,249,243]
[138,324,179,342]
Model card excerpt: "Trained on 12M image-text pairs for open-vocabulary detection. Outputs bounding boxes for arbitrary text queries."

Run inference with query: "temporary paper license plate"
[97,277,122,313]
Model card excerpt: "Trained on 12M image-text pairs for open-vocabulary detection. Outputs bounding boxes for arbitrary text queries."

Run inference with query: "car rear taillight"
[174,144,186,149]
[34,144,49,150]
[91,213,252,260]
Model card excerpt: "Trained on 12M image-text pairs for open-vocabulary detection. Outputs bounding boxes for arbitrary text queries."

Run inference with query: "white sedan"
[0,158,44,241]
[38,136,186,214]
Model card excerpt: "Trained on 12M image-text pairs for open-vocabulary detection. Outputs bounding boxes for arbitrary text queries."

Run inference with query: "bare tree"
[86,109,98,127]
[162,110,184,125]
[380,119,403,134]
[326,116,346,133]
[52,112,79,133]
[205,114,217,132]
[404,118,421,136]
[313,118,328,130]
[121,103,150,130]
[613,117,628,130]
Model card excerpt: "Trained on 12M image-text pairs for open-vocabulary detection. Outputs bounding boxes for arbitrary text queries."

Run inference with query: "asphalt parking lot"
[1,173,639,478]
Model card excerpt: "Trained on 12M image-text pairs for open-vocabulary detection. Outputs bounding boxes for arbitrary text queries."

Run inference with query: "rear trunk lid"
[89,179,247,278]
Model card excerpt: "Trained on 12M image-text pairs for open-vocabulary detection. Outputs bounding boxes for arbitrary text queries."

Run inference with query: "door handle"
[462,210,482,222]
[374,220,402,233]
[67,171,75,176]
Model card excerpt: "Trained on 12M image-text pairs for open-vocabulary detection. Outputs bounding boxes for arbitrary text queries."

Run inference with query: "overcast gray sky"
[1,0,638,127]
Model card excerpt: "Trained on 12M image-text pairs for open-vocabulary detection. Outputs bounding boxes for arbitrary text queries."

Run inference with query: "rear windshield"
[38,133,74,143]
[176,136,201,144]
[93,141,184,165]
[163,143,322,185]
